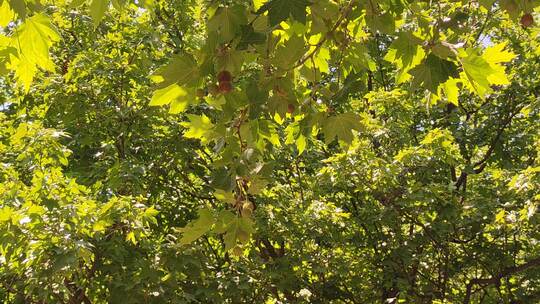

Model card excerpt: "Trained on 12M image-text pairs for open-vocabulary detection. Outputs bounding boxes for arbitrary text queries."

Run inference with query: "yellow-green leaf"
[460,50,495,96]
[178,208,215,246]
[483,42,516,64]
[89,0,109,27]
[14,13,60,69]
[495,210,506,224]
[151,53,199,87]
[149,83,187,106]
[208,5,247,43]
[10,54,37,91]
[0,0,16,27]
[441,77,460,106]
[181,114,216,143]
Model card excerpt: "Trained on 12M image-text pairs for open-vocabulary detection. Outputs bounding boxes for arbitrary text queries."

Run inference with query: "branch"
[293,158,306,206]
[456,101,522,189]
[64,278,91,304]
[291,0,355,70]
[463,256,540,304]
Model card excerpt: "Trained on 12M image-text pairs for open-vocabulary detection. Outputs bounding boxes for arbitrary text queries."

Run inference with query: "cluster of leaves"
[0,109,158,303]
[0,0,540,303]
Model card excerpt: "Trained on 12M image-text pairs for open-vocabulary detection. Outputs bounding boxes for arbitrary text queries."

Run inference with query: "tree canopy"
[1,0,540,303]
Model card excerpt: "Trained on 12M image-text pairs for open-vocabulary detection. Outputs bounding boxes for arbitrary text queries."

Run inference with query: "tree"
[1,0,540,303]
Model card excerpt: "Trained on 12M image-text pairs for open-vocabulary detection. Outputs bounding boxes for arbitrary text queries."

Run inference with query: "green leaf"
[177,208,215,246]
[238,25,266,50]
[214,210,236,234]
[222,220,239,250]
[93,220,109,232]
[310,46,330,73]
[0,0,16,27]
[495,209,506,224]
[70,0,87,8]
[296,134,307,155]
[346,42,376,72]
[431,42,457,60]
[385,32,425,83]
[89,0,109,27]
[216,216,254,250]
[409,54,459,94]
[208,5,247,43]
[215,49,244,75]
[258,0,311,26]
[322,113,362,144]
[213,211,237,250]
[143,206,159,224]
[274,35,307,69]
[149,83,187,106]
[14,13,60,70]
[385,32,421,65]
[459,44,515,97]
[214,190,236,205]
[181,114,216,143]
[0,206,14,222]
[151,53,199,87]
[169,97,191,114]
[51,251,77,272]
[441,78,460,106]
[11,56,37,91]
[483,42,516,64]
[367,12,395,34]
[310,1,339,33]
[460,50,496,96]
[7,0,25,19]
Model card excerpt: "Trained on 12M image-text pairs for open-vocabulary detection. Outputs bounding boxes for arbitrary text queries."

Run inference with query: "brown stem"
[464,256,540,304]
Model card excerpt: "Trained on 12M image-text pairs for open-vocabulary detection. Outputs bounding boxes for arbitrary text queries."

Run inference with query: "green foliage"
[409,54,459,94]
[258,0,311,26]
[177,208,214,246]
[89,0,109,27]
[321,113,363,144]
[1,0,540,303]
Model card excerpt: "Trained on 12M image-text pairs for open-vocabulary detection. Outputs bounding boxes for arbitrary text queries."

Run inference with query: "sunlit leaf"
[178,208,215,246]
[89,0,109,27]
[181,114,216,143]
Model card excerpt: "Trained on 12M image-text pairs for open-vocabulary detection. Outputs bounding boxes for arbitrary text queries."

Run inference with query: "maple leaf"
[149,83,195,114]
[89,0,109,27]
[177,208,215,246]
[149,83,187,106]
[215,215,254,250]
[385,32,424,68]
[257,0,311,26]
[409,54,459,94]
[322,113,362,144]
[14,13,60,68]
[459,44,515,97]
[181,114,216,143]
[237,25,266,50]
[0,0,16,27]
[483,42,516,64]
[208,5,247,43]
[10,13,60,91]
[150,53,199,87]
[460,51,496,96]
[274,35,307,69]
